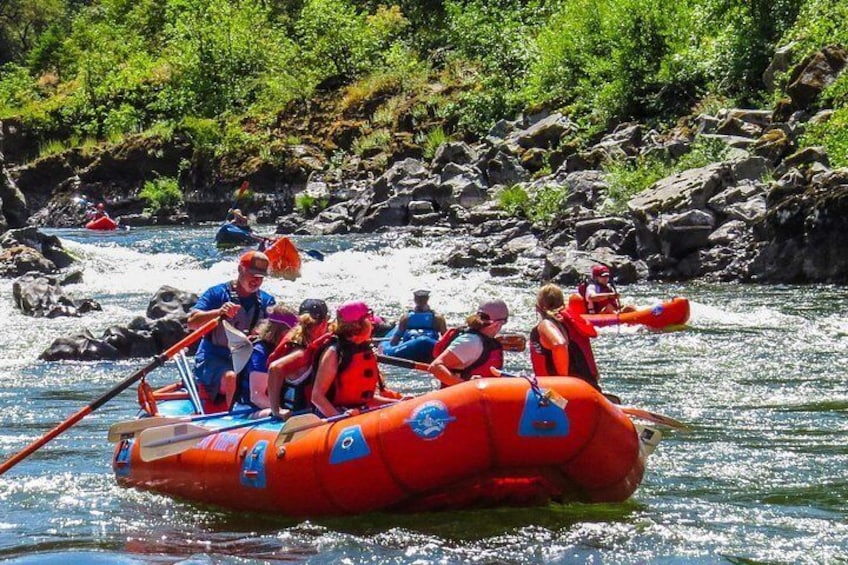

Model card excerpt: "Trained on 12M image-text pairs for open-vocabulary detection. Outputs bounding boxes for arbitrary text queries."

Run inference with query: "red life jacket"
[269,332,334,412]
[529,309,600,388]
[432,327,504,381]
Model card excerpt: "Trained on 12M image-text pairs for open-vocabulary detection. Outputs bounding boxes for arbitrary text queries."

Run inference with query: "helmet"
[591,265,610,278]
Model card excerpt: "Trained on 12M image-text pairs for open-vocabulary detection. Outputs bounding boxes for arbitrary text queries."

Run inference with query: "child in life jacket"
[311,301,397,417]
[263,298,330,420]
[530,283,601,390]
[428,299,508,387]
[234,303,299,410]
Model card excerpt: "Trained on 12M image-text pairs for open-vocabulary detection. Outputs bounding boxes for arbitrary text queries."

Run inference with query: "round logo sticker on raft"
[651,304,665,317]
[406,400,456,440]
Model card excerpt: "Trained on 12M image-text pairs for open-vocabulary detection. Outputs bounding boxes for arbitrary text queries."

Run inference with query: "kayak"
[378,327,438,363]
[215,223,255,247]
[85,216,118,231]
[113,377,661,517]
[570,296,690,330]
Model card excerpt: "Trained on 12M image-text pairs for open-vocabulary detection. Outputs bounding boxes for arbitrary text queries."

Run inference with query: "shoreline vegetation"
[0,0,847,284]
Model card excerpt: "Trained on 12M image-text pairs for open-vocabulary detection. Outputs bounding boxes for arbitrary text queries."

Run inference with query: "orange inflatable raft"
[113,377,660,516]
[570,296,690,330]
[85,216,118,231]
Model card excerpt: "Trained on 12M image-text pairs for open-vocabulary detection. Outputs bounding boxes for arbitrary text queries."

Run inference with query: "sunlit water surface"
[0,226,846,564]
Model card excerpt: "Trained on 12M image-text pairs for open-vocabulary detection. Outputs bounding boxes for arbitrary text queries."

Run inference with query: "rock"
[785,45,848,111]
[39,330,122,361]
[0,245,56,278]
[12,273,101,317]
[146,285,198,320]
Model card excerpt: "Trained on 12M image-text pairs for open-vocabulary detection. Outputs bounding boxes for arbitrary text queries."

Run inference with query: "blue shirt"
[193,282,275,361]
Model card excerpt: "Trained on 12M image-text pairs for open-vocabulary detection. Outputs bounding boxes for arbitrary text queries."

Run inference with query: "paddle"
[0,316,222,476]
[491,368,690,430]
[373,333,526,352]
[107,407,254,442]
[138,415,274,462]
[274,404,395,448]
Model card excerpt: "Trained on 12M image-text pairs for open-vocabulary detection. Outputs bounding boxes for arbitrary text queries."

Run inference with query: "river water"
[0,226,846,564]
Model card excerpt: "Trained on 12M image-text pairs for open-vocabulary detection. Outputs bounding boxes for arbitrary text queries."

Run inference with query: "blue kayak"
[379,327,438,363]
[215,223,255,247]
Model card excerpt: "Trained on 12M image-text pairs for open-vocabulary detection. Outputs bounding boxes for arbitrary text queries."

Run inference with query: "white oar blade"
[223,320,253,374]
[620,407,689,430]
[274,414,323,447]
[108,416,182,443]
[138,422,210,462]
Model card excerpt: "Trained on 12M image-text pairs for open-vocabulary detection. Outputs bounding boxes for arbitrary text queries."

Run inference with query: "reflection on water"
[0,226,847,563]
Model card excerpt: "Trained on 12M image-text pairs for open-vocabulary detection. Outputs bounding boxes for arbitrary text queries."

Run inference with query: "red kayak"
[85,216,118,231]
[569,296,690,330]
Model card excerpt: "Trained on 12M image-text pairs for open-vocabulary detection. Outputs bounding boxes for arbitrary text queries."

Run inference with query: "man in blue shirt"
[188,250,276,407]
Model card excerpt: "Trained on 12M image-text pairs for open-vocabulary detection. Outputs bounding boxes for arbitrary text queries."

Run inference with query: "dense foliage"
[0,0,843,163]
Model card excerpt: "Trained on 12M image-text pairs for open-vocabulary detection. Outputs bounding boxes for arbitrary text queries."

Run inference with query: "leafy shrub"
[602,156,672,214]
[351,127,392,156]
[295,193,329,216]
[0,63,37,113]
[415,126,449,160]
[800,106,848,168]
[140,176,183,213]
[497,185,531,217]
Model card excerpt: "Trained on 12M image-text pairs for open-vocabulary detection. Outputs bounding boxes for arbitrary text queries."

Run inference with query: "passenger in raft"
[187,250,276,408]
[311,301,397,417]
[234,303,299,410]
[530,283,601,391]
[583,265,635,314]
[427,299,508,387]
[388,289,448,347]
[263,298,331,420]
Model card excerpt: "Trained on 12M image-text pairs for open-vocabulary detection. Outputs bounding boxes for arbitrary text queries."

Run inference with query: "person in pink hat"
[310,301,397,417]
[583,265,634,314]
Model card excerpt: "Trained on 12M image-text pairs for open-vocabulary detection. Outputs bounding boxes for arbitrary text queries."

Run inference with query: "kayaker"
[187,250,276,408]
[235,303,299,409]
[530,283,601,390]
[388,289,447,347]
[427,299,508,387]
[226,208,250,229]
[85,202,109,221]
[311,301,397,417]
[264,298,331,420]
[583,265,635,314]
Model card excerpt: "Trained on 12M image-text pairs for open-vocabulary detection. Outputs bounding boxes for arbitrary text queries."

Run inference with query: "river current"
[0,226,845,564]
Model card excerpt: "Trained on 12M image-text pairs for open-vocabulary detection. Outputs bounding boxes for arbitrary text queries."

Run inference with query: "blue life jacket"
[402,310,439,341]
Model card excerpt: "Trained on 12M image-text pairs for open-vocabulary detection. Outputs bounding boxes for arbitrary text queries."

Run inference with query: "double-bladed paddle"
[0,316,223,476]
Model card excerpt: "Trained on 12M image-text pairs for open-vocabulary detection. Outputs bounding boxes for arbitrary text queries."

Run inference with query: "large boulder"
[12,273,101,317]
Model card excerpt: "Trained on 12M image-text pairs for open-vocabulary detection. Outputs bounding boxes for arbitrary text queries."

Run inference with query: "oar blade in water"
[619,407,689,430]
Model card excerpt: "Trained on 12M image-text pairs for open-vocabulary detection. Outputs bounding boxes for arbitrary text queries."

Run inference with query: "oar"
[372,333,526,352]
[138,415,274,462]
[107,407,254,443]
[0,316,222,476]
[274,404,395,448]
[492,368,690,430]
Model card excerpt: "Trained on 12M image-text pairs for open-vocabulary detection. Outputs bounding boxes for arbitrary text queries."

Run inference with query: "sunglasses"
[478,312,508,323]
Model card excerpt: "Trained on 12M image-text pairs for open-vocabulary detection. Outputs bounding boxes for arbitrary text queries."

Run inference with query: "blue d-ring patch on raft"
[518,389,570,438]
[330,425,371,464]
[240,440,268,488]
[114,440,132,477]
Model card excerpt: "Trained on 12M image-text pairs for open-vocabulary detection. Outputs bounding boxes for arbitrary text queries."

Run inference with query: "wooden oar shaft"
[0,317,221,476]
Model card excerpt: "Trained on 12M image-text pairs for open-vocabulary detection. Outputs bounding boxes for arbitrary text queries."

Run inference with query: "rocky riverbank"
[2,46,847,285]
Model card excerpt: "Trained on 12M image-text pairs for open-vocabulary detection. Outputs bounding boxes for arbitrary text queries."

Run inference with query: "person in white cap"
[388,289,447,348]
[428,299,509,387]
